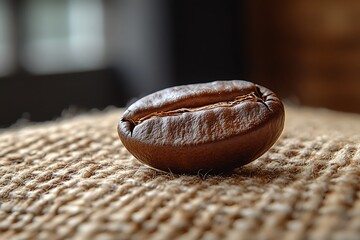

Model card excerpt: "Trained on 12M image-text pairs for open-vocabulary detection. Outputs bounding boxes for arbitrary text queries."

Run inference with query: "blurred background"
[1,0,360,127]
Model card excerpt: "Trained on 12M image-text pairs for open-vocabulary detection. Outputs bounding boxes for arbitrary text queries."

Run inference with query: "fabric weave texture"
[0,107,360,240]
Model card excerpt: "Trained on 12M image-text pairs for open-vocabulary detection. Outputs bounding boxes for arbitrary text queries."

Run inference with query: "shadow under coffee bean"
[118,80,285,174]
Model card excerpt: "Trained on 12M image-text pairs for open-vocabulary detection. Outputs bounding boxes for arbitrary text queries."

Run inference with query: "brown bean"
[118,80,285,174]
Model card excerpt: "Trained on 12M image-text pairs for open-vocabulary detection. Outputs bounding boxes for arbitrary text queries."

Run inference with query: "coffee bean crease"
[129,91,266,126]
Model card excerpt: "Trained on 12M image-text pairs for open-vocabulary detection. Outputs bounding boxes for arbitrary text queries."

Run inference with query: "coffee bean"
[118,80,285,174]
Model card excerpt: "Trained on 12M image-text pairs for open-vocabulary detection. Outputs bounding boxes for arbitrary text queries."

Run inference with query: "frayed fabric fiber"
[0,107,360,240]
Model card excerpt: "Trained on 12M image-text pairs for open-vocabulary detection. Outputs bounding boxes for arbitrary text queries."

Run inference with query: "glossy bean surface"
[118,80,285,174]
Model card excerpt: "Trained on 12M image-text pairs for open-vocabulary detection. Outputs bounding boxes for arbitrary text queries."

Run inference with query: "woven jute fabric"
[1,106,360,240]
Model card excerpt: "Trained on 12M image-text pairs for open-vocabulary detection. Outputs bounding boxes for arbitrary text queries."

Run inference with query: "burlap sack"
[1,106,359,239]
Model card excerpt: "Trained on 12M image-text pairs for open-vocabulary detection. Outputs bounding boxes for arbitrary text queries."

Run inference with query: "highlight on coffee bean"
[118,80,285,174]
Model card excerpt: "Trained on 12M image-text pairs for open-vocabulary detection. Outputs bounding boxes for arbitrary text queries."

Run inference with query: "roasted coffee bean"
[118,80,285,174]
